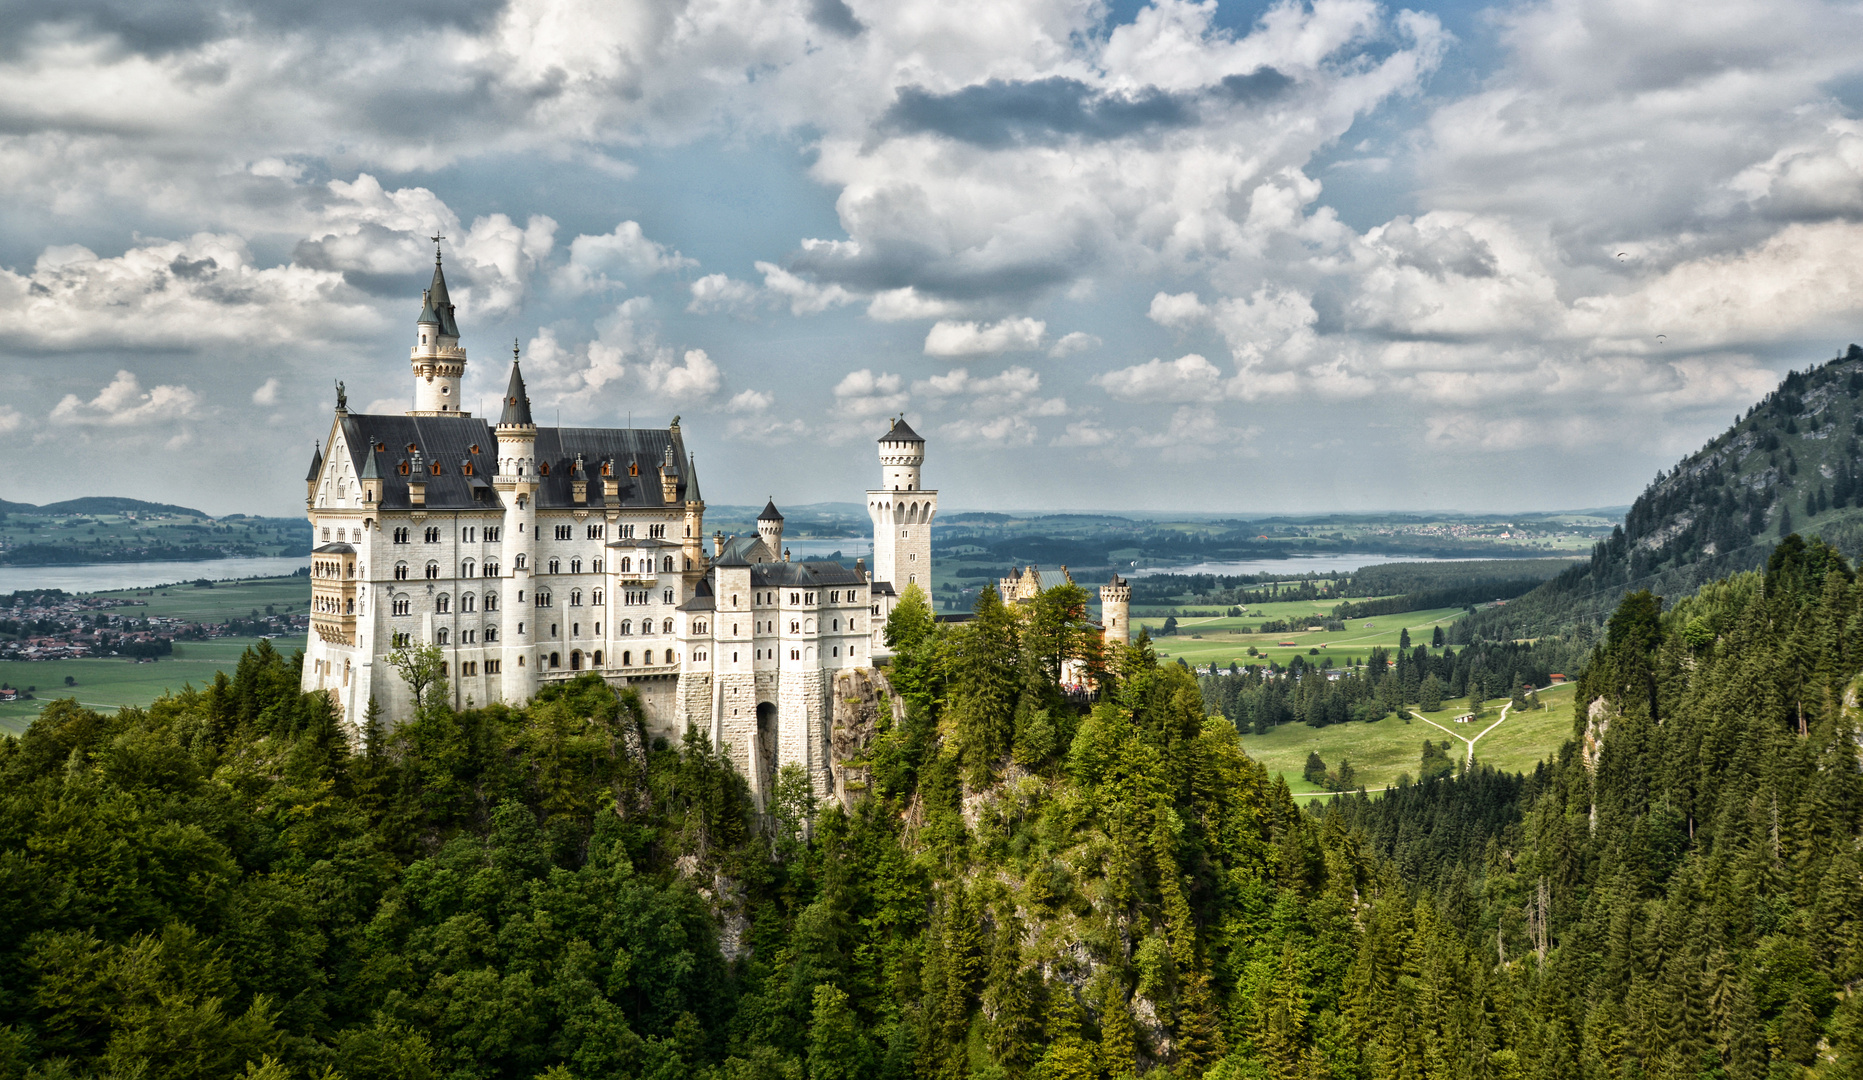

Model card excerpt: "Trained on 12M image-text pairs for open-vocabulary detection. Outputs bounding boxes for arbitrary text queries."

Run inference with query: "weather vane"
[430,234,445,260]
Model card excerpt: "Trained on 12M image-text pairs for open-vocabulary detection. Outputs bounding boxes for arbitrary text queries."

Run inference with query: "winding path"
[1416,700,1514,765]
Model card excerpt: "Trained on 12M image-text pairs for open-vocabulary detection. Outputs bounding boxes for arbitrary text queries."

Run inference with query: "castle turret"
[1100,573,1131,645]
[409,243,469,416]
[757,499,784,557]
[682,453,706,583]
[867,417,936,594]
[305,442,323,504]
[493,345,539,705]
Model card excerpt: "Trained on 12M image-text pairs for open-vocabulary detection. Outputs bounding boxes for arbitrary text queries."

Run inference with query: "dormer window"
[376,442,386,452]
[470,444,480,454]
[462,461,474,476]
[628,461,639,477]
[601,460,613,477]
[398,460,411,476]
[430,460,443,476]
[406,443,418,452]
[540,462,551,476]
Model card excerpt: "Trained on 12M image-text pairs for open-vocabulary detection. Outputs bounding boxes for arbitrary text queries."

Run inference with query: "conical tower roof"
[423,251,461,338]
[499,350,534,427]
[880,415,923,443]
[758,499,784,521]
[305,442,324,482]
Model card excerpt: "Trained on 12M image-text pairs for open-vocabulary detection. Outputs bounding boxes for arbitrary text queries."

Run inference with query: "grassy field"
[0,508,306,562]
[0,635,308,734]
[88,576,311,619]
[1237,682,1578,797]
[1142,604,1467,668]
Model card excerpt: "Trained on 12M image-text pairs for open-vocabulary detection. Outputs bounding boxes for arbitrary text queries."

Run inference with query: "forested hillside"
[2,563,1860,1079]
[1468,346,1863,640]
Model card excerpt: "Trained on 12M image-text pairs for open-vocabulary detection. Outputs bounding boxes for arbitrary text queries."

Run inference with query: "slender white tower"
[493,345,538,704]
[409,240,469,416]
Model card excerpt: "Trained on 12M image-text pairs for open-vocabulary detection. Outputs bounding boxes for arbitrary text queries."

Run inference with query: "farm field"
[1142,604,1467,668]
[0,636,307,734]
[1237,682,1578,797]
[87,576,311,620]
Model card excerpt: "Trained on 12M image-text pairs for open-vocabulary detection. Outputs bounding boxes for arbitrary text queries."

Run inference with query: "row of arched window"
[615,619,675,635]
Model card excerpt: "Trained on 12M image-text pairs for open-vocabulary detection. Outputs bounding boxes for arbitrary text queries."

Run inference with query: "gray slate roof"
[879,416,923,443]
[750,561,864,588]
[334,412,691,512]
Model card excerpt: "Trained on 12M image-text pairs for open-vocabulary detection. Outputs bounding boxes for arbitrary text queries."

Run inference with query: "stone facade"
[302,255,937,805]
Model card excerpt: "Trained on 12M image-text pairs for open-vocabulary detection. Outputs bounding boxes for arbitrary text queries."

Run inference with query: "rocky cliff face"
[829,667,903,810]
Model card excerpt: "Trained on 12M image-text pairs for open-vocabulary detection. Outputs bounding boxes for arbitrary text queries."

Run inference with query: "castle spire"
[409,239,468,415]
[499,343,534,428]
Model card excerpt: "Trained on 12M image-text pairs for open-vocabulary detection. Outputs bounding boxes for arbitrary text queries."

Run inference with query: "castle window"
[621,557,632,572]
[570,589,583,606]
[548,559,560,574]
[619,524,635,538]
[833,646,839,656]
[587,524,604,539]
[462,593,475,613]
[485,593,498,611]
[392,598,411,616]
[321,528,330,541]
[485,526,500,542]
[628,461,639,477]
[591,558,603,573]
[593,650,603,666]
[398,460,410,476]
[549,652,559,667]
[462,527,475,543]
[486,659,501,673]
[430,460,443,476]
[436,594,450,613]
[591,588,603,605]
[649,524,666,539]
[393,527,409,544]
[600,460,612,477]
[470,444,480,454]
[696,621,707,634]
[540,462,550,476]
[425,562,439,580]
[461,560,475,578]
[536,591,552,607]
[514,554,527,569]
[639,622,651,637]
[392,632,410,647]
[663,618,674,633]
[572,622,580,636]
[486,626,498,642]
[571,559,582,574]
[660,555,673,572]
[484,561,500,578]
[619,620,632,634]
[436,627,449,644]
[555,524,572,540]
[394,563,408,580]
[663,588,674,604]
[622,651,632,666]
[425,527,441,543]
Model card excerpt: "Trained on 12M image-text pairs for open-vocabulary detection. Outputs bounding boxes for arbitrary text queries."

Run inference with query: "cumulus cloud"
[252,378,281,406]
[1092,353,1225,402]
[687,273,762,314]
[1148,291,1209,329]
[556,221,694,295]
[525,298,720,405]
[51,371,200,426]
[923,317,1046,356]
[727,388,774,413]
[832,369,908,417]
[0,406,24,434]
[1048,331,1100,357]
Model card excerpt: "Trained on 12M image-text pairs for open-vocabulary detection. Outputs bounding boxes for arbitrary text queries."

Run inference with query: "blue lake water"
[1129,554,1527,578]
[0,556,312,594]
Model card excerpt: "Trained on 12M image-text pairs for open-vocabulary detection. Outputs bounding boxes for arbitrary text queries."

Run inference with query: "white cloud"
[757,261,858,316]
[867,288,962,322]
[642,348,723,401]
[923,318,1046,357]
[687,273,762,314]
[1048,331,1101,357]
[833,369,908,417]
[727,388,774,413]
[1092,353,1225,402]
[0,406,24,434]
[557,220,696,295]
[1147,292,1209,329]
[252,378,281,406]
[50,371,200,427]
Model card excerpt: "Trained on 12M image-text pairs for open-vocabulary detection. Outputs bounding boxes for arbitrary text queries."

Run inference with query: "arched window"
[570,650,581,670]
[663,618,674,633]
[462,593,476,613]
[591,588,604,605]
[536,591,552,607]
[570,589,583,606]
[392,596,411,616]
[436,627,450,644]
[483,561,499,578]
[436,594,450,613]
[570,558,582,574]
[461,560,475,578]
[622,650,632,666]
[549,651,560,667]
[639,622,652,636]
[548,559,560,574]
[621,556,632,572]
[661,555,674,573]
[620,620,633,635]
[484,593,498,612]
[592,558,603,573]
[593,650,603,666]
[394,563,409,581]
[425,562,439,580]
[514,554,527,569]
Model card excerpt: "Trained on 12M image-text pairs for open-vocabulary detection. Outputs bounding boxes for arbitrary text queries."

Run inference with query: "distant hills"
[1,497,208,517]
[1465,344,1863,640]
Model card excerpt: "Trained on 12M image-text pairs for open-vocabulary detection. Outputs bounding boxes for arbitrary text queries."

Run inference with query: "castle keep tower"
[410,245,468,416]
[1100,573,1131,645]
[494,349,539,705]
[867,417,936,592]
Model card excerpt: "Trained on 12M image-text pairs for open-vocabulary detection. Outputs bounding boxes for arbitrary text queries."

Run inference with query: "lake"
[1129,554,1522,578]
[0,556,311,594]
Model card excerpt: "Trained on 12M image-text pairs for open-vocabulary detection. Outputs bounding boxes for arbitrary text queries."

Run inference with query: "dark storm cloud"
[0,0,506,58]
[807,0,864,38]
[882,68,1291,149]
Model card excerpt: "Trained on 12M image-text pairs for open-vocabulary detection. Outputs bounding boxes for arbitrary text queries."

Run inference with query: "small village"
[0,589,308,666]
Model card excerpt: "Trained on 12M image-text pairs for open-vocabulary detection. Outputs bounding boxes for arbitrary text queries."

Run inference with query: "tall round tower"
[757,499,784,559]
[878,417,925,492]
[1100,573,1131,645]
[409,244,469,416]
[493,344,539,705]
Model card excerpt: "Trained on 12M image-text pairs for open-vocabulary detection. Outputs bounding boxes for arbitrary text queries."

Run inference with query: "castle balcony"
[311,544,359,646]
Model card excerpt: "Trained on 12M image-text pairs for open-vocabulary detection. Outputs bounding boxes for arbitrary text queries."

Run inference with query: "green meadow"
[1140,603,1468,668]
[86,576,311,619]
[1237,682,1578,796]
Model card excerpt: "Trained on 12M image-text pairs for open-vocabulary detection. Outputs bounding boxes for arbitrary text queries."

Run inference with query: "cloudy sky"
[4,0,1862,517]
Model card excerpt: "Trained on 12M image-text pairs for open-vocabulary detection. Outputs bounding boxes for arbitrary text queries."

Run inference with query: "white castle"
[302,252,1130,800]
